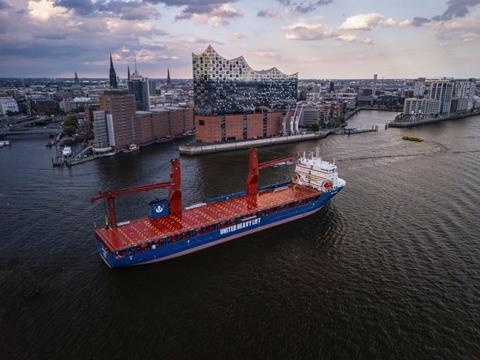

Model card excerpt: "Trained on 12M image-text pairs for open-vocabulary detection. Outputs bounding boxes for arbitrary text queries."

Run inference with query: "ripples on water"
[1,111,480,359]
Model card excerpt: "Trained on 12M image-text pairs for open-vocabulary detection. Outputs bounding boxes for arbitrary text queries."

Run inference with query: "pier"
[343,125,378,135]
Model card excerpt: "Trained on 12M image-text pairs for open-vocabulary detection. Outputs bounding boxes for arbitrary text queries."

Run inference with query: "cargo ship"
[91,148,346,268]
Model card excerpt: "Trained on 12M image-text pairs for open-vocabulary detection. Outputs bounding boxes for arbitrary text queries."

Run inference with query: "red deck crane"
[91,149,296,228]
[91,159,182,228]
[246,148,298,197]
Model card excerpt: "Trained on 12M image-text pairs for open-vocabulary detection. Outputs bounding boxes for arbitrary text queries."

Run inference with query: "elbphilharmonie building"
[193,45,298,116]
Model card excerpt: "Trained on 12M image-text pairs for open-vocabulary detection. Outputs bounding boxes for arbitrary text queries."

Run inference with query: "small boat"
[62,146,72,157]
[402,136,424,142]
[0,140,11,147]
[128,143,139,152]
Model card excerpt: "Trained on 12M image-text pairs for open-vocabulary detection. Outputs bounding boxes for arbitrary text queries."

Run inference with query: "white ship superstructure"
[294,150,346,192]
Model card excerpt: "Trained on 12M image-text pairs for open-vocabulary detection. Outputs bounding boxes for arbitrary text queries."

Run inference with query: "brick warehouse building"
[195,112,283,143]
[135,107,194,146]
[192,46,298,143]
[98,90,136,149]
[95,89,193,151]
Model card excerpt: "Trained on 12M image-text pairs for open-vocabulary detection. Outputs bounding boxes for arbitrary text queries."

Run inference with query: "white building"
[428,80,454,114]
[0,97,19,115]
[92,110,111,150]
[403,98,440,115]
[453,80,476,111]
[60,97,96,113]
[413,78,426,97]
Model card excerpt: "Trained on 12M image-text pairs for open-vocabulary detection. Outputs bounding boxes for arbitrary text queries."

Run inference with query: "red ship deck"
[95,184,320,252]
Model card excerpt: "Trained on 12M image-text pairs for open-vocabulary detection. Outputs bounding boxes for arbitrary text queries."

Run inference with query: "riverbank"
[180,107,398,155]
[179,130,333,155]
[389,109,480,128]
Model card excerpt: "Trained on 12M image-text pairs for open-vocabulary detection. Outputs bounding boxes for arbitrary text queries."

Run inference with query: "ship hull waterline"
[96,188,343,268]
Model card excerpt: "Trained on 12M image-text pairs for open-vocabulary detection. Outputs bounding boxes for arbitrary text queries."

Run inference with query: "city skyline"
[0,0,480,79]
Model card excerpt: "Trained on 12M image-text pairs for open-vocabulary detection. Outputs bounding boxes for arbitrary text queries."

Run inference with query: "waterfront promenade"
[390,109,480,128]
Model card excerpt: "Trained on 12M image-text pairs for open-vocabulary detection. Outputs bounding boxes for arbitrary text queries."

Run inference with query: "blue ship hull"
[96,186,343,268]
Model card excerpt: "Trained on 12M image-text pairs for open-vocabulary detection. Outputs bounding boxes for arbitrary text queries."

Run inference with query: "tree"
[63,114,78,136]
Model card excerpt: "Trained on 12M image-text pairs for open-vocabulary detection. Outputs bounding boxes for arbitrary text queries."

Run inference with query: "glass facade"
[193,46,298,115]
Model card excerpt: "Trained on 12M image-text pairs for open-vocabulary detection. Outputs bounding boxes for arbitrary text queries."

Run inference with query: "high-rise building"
[98,90,136,149]
[413,78,426,97]
[373,74,378,97]
[428,80,454,114]
[192,45,297,115]
[403,98,440,115]
[127,62,150,111]
[92,110,110,149]
[109,53,118,89]
[452,80,476,111]
[329,81,335,93]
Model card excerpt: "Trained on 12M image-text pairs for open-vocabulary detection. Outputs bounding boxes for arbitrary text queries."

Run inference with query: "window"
[199,120,205,126]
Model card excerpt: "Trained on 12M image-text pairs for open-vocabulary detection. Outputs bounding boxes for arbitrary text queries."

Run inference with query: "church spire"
[127,65,131,81]
[166,68,172,87]
[109,53,118,89]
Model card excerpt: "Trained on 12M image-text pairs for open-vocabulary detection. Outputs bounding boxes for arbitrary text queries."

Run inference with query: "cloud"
[408,0,480,27]
[252,51,279,57]
[0,0,181,77]
[411,17,431,27]
[383,17,396,27]
[257,9,279,17]
[0,0,10,9]
[398,19,412,27]
[52,0,160,20]
[336,34,373,44]
[283,21,337,40]
[276,0,333,13]
[428,8,480,42]
[175,3,242,26]
[28,0,68,21]
[432,0,480,21]
[232,32,243,39]
[283,20,373,44]
[339,13,393,30]
[54,0,95,15]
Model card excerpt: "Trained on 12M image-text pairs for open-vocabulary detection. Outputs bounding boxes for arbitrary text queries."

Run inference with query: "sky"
[0,0,479,79]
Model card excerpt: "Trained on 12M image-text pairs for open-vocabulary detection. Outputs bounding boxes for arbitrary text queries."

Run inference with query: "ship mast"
[246,148,298,197]
[91,159,182,228]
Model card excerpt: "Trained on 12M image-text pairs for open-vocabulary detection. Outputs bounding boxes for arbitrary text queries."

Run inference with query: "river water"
[1,111,479,359]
